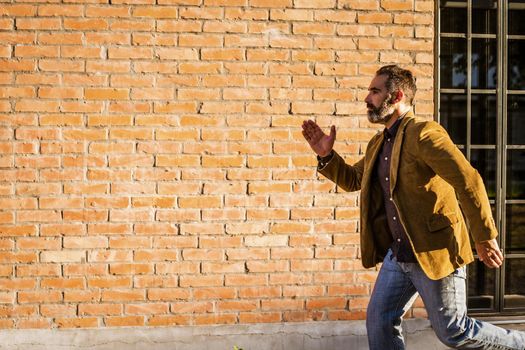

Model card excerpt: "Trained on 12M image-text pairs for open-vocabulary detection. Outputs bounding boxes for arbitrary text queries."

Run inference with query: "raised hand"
[301,120,336,158]
[475,238,504,268]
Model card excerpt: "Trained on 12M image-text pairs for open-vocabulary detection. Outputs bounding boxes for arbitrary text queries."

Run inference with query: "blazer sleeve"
[417,121,498,242]
[317,150,364,193]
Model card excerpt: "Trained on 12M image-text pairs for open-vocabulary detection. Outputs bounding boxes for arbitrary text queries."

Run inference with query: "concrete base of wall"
[0,319,451,350]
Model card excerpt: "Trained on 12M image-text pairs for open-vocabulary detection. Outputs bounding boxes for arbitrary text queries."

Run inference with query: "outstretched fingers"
[302,120,324,143]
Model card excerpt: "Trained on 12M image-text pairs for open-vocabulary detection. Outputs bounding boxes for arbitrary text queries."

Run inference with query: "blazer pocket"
[427,213,459,232]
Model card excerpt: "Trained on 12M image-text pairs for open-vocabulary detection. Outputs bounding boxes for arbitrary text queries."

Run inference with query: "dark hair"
[375,65,417,106]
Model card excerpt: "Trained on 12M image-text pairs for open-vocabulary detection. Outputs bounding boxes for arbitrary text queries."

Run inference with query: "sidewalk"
[0,319,522,349]
[0,319,441,350]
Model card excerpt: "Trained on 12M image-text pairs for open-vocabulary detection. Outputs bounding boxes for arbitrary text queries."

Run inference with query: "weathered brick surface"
[1,0,433,329]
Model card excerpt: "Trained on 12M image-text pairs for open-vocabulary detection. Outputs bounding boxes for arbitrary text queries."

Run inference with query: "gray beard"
[367,98,395,125]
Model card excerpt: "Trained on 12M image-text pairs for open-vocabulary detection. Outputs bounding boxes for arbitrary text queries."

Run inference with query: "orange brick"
[15,46,59,58]
[205,0,247,5]
[39,33,83,45]
[270,36,312,49]
[225,8,268,20]
[194,287,236,300]
[0,19,13,30]
[180,7,223,19]
[270,9,312,20]
[246,260,289,272]
[109,19,155,32]
[156,48,199,61]
[40,278,84,289]
[202,155,244,167]
[63,290,101,303]
[18,318,51,329]
[181,247,223,261]
[194,313,236,325]
[0,211,12,224]
[179,34,223,47]
[218,300,257,312]
[108,47,153,59]
[86,61,130,73]
[202,21,248,33]
[226,248,269,260]
[202,48,245,61]
[328,309,365,320]
[293,22,335,35]
[380,25,414,38]
[38,4,83,16]
[40,304,77,317]
[86,33,130,45]
[179,275,223,287]
[18,290,62,304]
[314,9,356,21]
[382,0,413,10]
[148,315,191,326]
[394,38,433,51]
[85,6,130,18]
[133,6,178,18]
[16,237,61,250]
[109,263,153,275]
[147,288,191,301]
[55,317,98,328]
[105,316,145,327]
[171,301,214,313]
[108,237,149,249]
[250,0,291,7]
[64,18,109,30]
[88,250,132,263]
[0,4,36,17]
[338,0,378,10]
[157,20,202,32]
[0,59,35,72]
[79,303,122,316]
[88,277,132,289]
[306,297,347,309]
[85,88,129,100]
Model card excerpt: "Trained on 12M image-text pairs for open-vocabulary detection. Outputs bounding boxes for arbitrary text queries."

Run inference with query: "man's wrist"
[317,150,334,167]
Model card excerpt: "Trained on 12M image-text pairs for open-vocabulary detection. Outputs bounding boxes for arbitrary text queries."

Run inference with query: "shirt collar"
[384,111,409,138]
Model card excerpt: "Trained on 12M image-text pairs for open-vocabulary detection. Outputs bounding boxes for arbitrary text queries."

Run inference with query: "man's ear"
[390,90,404,104]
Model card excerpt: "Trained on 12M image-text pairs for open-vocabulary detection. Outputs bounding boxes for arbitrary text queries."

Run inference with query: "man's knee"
[366,307,400,334]
[434,323,470,349]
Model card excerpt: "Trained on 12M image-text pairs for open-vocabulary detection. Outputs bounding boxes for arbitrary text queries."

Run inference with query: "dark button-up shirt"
[375,117,417,263]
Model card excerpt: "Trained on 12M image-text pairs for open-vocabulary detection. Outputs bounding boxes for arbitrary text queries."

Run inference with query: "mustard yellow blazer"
[318,111,497,280]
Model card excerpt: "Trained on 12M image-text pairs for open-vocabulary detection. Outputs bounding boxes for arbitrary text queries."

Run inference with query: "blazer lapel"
[390,112,414,194]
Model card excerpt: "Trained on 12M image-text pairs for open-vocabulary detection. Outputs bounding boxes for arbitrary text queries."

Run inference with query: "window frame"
[435,0,525,316]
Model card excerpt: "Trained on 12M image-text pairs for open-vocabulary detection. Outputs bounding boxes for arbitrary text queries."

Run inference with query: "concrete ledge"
[0,319,451,350]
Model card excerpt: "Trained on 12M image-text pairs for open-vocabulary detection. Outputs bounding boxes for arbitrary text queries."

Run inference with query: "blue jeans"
[366,250,525,349]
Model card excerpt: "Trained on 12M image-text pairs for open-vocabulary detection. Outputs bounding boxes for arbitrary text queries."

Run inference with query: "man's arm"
[302,120,364,192]
[317,151,364,192]
[417,122,503,268]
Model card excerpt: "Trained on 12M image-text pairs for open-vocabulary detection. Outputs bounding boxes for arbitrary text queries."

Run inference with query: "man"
[302,65,525,349]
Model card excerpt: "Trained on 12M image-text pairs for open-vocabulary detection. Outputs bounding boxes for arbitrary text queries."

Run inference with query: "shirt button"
[385,177,389,181]
[384,157,388,161]
[397,238,401,242]
[393,216,396,220]
[389,197,393,201]
[387,138,391,142]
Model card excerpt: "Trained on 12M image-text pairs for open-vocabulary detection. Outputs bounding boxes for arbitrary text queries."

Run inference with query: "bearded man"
[302,65,525,349]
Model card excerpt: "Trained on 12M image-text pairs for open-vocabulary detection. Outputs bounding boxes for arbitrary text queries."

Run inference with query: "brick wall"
[0,0,434,329]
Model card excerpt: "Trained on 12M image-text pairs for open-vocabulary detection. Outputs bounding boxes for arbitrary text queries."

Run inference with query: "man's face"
[365,74,395,125]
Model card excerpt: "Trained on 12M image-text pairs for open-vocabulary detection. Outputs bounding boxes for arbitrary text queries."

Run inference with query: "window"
[437,0,525,315]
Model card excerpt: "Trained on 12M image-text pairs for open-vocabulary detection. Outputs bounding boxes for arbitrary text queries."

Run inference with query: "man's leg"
[366,250,419,350]
[411,265,525,349]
